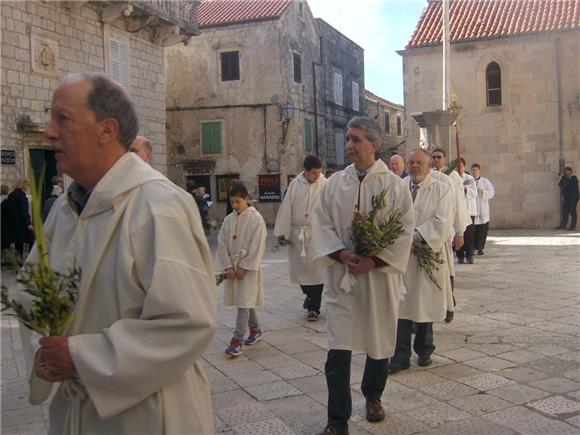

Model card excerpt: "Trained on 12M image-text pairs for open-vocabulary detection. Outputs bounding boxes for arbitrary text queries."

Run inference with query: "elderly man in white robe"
[274,155,327,321]
[23,73,216,434]
[429,147,471,323]
[389,148,453,373]
[310,117,415,435]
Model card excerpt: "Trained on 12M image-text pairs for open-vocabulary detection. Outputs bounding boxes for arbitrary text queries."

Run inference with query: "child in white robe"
[216,183,267,357]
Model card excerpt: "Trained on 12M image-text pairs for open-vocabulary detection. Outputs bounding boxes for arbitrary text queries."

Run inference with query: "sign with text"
[1,150,16,165]
[258,174,281,202]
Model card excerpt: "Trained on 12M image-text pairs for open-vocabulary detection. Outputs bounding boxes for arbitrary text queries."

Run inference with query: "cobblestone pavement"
[2,229,580,434]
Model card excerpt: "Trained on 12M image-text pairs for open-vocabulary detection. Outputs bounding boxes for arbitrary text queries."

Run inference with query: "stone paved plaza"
[2,229,580,434]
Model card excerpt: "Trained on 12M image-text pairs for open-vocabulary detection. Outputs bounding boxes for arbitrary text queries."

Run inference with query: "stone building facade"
[1,0,197,194]
[165,1,364,224]
[400,0,580,228]
[315,18,365,172]
[364,89,405,160]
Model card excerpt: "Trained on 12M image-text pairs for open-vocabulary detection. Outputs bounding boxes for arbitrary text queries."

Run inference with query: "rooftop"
[407,0,580,49]
[197,0,292,29]
[364,90,404,110]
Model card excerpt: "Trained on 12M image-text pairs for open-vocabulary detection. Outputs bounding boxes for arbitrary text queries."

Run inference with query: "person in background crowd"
[28,72,216,434]
[187,180,211,236]
[556,166,579,231]
[455,158,477,264]
[310,117,414,435]
[42,176,64,221]
[0,184,9,202]
[471,163,495,254]
[274,155,327,321]
[430,148,471,323]
[2,178,34,260]
[216,182,267,357]
[325,169,335,178]
[129,135,152,164]
[389,154,408,178]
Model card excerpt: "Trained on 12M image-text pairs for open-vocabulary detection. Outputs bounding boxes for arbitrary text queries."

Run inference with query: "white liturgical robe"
[400,174,453,322]
[216,207,267,308]
[310,160,415,359]
[474,176,495,224]
[24,153,216,435]
[273,172,327,285]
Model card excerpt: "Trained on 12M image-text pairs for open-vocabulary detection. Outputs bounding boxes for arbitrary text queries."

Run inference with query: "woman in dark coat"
[1,178,34,261]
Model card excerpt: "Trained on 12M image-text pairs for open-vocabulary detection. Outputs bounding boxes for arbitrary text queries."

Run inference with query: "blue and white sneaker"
[244,330,263,346]
[225,339,243,357]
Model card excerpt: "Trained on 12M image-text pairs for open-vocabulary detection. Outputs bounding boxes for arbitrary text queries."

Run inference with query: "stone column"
[410,110,457,157]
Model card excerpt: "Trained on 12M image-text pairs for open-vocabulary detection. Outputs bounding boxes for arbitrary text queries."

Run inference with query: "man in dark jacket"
[557,167,579,231]
[2,178,34,261]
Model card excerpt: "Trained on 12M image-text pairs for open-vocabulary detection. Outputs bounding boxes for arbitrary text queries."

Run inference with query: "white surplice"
[310,160,415,359]
[399,174,453,322]
[24,153,216,435]
[273,172,327,285]
[215,207,267,308]
[457,171,478,216]
[474,176,495,224]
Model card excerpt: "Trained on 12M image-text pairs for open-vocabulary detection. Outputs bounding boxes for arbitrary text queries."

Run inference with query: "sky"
[308,0,428,105]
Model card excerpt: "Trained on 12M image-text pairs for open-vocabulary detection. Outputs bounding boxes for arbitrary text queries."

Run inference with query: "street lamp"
[280,102,294,142]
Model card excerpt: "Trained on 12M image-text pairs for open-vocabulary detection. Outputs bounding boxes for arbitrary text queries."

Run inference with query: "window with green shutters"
[201,121,222,154]
[304,119,313,151]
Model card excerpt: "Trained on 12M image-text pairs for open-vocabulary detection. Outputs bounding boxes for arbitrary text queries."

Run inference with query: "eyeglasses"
[431,155,444,159]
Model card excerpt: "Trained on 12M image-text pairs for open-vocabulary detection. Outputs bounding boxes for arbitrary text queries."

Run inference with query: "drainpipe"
[312,60,320,156]
[555,38,565,173]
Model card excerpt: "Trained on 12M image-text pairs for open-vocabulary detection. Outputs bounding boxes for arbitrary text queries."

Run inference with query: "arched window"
[486,62,502,106]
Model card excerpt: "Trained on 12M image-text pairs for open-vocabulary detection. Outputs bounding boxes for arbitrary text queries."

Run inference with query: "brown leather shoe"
[365,398,385,422]
[318,423,349,434]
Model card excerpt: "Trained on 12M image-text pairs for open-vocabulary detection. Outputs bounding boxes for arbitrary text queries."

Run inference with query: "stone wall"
[401,31,580,228]
[316,19,365,169]
[165,2,321,224]
[1,1,168,189]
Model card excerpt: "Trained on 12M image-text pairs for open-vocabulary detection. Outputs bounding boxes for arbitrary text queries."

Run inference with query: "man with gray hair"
[311,116,415,434]
[129,135,153,164]
[389,148,453,373]
[389,154,407,178]
[24,73,216,434]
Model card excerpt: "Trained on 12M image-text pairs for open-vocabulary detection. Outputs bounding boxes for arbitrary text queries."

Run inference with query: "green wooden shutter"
[202,122,222,154]
[304,119,312,151]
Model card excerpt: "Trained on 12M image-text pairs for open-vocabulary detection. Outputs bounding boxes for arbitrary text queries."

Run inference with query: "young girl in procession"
[216,182,268,357]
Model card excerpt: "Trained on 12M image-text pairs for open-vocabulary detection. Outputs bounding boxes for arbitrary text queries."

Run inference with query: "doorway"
[29,148,58,202]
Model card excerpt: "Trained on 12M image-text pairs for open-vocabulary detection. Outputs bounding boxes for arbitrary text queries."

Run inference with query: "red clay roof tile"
[197,0,292,29]
[407,0,580,49]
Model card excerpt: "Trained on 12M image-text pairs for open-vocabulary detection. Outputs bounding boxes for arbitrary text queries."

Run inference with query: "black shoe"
[458,257,465,264]
[568,227,576,231]
[444,310,454,323]
[477,250,484,255]
[318,424,349,435]
[555,226,566,230]
[307,310,319,322]
[303,296,311,310]
[417,355,433,367]
[388,360,410,374]
[467,256,474,264]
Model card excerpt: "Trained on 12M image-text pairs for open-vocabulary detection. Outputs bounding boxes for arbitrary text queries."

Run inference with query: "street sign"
[1,150,16,165]
[258,174,281,202]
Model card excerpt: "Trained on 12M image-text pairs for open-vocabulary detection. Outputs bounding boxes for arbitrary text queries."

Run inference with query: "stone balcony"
[60,0,200,46]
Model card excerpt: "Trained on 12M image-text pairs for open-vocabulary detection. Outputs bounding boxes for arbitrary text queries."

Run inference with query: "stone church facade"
[400,0,579,228]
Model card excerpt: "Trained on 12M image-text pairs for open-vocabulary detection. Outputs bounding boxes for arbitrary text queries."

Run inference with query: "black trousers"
[473,222,489,251]
[325,349,388,429]
[300,284,323,313]
[457,217,475,260]
[393,319,434,363]
[561,199,578,230]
